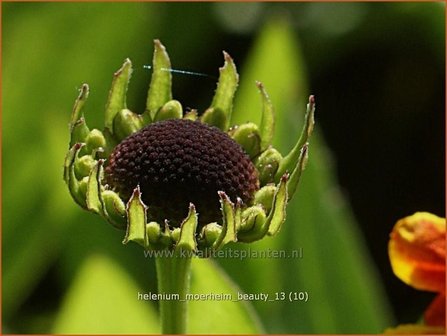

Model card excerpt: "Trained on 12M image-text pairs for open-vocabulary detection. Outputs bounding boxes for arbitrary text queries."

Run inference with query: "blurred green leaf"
[189,259,263,334]
[2,114,76,320]
[226,18,393,333]
[2,2,156,322]
[52,254,159,333]
[232,16,307,131]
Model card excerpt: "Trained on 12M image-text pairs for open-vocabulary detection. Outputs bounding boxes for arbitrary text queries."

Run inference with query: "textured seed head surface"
[105,119,259,226]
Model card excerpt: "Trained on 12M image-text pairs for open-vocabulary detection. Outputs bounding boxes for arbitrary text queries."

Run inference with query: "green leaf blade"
[52,254,159,334]
[228,17,393,334]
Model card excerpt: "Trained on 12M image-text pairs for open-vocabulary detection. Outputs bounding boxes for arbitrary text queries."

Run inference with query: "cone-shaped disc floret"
[105,119,259,226]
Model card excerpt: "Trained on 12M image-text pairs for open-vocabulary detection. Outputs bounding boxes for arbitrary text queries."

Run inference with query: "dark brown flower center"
[105,119,259,227]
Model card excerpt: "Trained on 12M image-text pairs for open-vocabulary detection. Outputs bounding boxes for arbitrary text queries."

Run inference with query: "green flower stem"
[155,254,192,334]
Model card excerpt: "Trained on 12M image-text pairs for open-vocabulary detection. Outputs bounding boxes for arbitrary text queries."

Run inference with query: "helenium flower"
[387,212,445,334]
[105,118,259,227]
[64,40,315,254]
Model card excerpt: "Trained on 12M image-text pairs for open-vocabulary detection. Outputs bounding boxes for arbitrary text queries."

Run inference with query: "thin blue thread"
[143,65,216,79]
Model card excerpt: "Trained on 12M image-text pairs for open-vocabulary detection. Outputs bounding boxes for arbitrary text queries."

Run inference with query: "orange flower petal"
[385,324,445,334]
[424,293,446,326]
[389,212,445,292]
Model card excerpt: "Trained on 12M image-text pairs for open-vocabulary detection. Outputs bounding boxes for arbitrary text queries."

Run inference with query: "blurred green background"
[2,2,444,334]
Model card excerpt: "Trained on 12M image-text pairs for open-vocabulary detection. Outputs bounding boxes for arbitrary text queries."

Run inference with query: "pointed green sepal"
[175,203,198,253]
[275,95,315,180]
[266,173,288,236]
[86,159,105,216]
[113,108,143,141]
[64,143,87,208]
[146,40,172,120]
[123,186,148,247]
[255,147,283,185]
[78,177,88,201]
[70,84,89,127]
[102,190,127,230]
[171,228,181,243]
[287,143,308,200]
[104,59,133,132]
[213,192,237,249]
[229,122,261,158]
[154,100,183,122]
[235,198,242,231]
[257,82,275,151]
[159,221,174,248]
[207,51,238,131]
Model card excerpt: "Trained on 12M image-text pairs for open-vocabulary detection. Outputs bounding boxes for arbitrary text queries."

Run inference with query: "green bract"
[63,40,315,253]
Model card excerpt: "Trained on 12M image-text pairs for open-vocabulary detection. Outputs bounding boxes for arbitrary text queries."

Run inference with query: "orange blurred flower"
[387,212,446,333]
